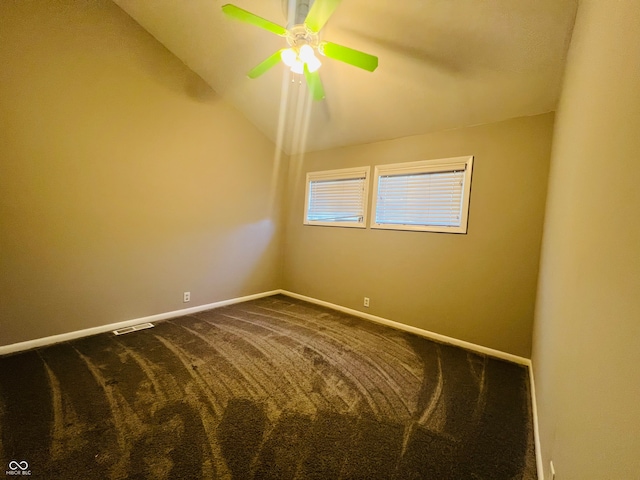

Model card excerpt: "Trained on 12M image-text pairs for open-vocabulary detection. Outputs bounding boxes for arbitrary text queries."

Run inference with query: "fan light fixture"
[281,44,321,74]
[222,1,379,101]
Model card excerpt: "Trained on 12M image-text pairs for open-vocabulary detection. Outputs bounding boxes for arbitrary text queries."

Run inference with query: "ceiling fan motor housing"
[287,24,319,49]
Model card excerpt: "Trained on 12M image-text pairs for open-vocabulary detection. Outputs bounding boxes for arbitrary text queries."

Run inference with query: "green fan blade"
[222,4,288,36]
[304,64,325,101]
[304,0,342,32]
[320,41,378,72]
[247,50,284,79]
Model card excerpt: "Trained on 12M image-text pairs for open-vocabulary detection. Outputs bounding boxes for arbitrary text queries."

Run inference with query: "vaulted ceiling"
[112,0,578,153]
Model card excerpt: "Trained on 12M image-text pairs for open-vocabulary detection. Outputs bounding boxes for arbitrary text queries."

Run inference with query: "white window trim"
[371,156,474,234]
[304,166,370,228]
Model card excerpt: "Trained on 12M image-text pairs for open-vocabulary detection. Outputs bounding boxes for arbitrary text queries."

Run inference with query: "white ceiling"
[112,0,578,153]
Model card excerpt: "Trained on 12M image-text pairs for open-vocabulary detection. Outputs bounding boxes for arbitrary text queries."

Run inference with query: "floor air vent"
[113,323,155,336]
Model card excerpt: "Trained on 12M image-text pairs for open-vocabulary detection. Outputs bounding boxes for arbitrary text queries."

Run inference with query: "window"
[371,156,473,233]
[304,166,370,228]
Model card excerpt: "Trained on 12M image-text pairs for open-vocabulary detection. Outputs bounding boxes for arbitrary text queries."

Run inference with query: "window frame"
[371,156,474,234]
[303,166,371,228]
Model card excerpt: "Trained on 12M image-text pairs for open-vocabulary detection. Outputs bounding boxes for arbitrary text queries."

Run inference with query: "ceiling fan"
[222,0,378,100]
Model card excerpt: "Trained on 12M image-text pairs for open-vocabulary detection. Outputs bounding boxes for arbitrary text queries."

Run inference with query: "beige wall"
[283,113,554,357]
[532,1,640,478]
[0,0,285,346]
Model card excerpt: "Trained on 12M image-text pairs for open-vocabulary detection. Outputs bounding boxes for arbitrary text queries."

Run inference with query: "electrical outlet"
[183,292,191,303]
[550,460,556,480]
[364,297,370,307]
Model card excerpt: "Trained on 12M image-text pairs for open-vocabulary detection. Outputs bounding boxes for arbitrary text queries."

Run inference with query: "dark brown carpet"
[0,294,537,479]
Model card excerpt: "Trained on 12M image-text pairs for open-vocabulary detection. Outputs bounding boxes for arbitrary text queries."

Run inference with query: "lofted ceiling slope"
[112,0,578,154]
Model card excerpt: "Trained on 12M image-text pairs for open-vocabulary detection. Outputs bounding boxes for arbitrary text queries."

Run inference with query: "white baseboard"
[2,288,530,365]
[527,361,544,480]
[0,290,280,356]
[279,290,530,365]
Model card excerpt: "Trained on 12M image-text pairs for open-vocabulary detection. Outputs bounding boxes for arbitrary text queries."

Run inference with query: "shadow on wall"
[119,14,218,103]
[184,72,218,103]
[136,49,218,103]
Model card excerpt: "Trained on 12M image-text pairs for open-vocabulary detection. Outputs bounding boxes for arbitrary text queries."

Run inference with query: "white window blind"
[307,177,366,222]
[372,156,473,233]
[376,170,465,227]
[304,167,370,228]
